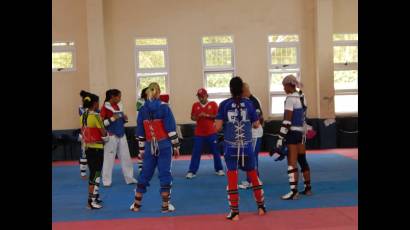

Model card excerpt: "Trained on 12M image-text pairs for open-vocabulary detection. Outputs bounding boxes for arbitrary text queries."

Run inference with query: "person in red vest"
[186,88,224,179]
[79,92,108,209]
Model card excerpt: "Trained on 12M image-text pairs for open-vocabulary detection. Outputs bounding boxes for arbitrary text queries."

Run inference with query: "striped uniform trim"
[137,136,145,154]
[161,185,172,190]
[229,206,239,211]
[227,189,239,195]
[89,193,98,199]
[168,131,180,148]
[288,168,298,174]
[288,166,298,189]
[137,136,146,142]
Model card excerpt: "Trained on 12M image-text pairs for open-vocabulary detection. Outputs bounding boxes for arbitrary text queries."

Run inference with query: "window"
[268,35,300,115]
[202,35,235,104]
[52,42,76,72]
[135,38,169,97]
[333,33,358,114]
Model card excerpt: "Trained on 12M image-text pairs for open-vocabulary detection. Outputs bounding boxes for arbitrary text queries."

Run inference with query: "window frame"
[52,41,76,72]
[267,34,301,117]
[333,34,358,115]
[134,37,170,98]
[201,35,236,101]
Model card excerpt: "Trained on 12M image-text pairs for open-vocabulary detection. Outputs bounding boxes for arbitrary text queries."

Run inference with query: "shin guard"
[226,170,239,212]
[246,169,265,207]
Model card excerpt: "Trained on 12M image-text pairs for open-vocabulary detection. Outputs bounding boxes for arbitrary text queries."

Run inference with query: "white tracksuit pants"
[102,135,136,186]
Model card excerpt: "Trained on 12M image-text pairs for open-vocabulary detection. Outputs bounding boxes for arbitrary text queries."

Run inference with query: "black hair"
[80,90,92,98]
[230,76,243,99]
[230,76,244,121]
[229,76,243,99]
[141,87,148,100]
[104,89,121,102]
[82,93,99,109]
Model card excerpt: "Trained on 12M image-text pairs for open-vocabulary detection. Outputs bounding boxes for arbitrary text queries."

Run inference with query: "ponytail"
[80,90,91,98]
[141,87,149,100]
[230,76,244,121]
[82,93,99,109]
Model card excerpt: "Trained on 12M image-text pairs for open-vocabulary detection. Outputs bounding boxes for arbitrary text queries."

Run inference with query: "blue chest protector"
[291,108,305,127]
[285,92,307,128]
[106,111,125,137]
[221,98,256,157]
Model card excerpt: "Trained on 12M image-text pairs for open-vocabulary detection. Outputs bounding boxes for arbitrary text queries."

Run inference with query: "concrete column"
[86,0,108,98]
[315,0,335,118]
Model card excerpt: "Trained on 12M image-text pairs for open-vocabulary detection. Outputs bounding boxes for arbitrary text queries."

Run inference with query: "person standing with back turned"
[215,76,266,221]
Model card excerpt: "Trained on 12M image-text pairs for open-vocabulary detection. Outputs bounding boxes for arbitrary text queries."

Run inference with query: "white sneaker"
[127,178,138,185]
[161,203,175,213]
[88,201,103,209]
[215,170,225,176]
[238,181,252,190]
[281,191,299,200]
[186,172,196,179]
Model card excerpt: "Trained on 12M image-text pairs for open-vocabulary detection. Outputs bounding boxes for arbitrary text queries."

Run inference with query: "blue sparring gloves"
[217,133,224,144]
[269,142,288,161]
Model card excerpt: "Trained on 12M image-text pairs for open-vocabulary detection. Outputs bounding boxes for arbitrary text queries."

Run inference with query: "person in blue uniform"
[130,82,180,213]
[215,76,266,221]
[276,75,312,200]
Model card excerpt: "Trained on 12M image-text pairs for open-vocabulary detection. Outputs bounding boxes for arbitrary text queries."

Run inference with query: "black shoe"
[226,210,240,220]
[300,187,313,196]
[257,204,267,215]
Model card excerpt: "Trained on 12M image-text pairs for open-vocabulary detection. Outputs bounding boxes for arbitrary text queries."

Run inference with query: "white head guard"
[282,74,303,88]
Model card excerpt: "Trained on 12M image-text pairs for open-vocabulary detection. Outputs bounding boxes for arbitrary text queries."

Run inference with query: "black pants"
[85,148,104,183]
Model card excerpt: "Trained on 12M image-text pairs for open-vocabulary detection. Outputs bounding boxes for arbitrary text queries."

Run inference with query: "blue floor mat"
[52,154,357,222]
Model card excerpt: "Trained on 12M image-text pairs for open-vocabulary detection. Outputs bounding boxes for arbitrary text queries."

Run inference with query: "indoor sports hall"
[52,0,358,229]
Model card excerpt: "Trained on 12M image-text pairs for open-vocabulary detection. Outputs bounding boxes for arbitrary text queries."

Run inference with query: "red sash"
[143,119,168,141]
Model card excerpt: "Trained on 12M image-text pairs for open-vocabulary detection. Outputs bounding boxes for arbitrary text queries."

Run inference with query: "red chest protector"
[143,119,168,141]
[81,113,103,144]
[81,126,103,144]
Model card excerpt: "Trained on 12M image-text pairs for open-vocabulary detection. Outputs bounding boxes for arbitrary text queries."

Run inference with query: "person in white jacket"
[100,89,137,187]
